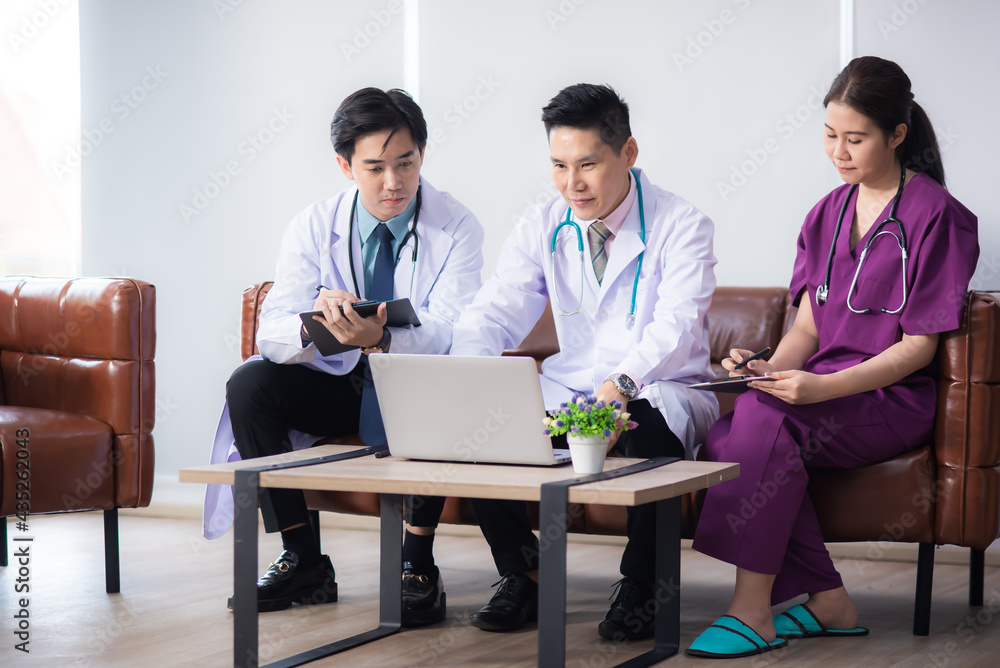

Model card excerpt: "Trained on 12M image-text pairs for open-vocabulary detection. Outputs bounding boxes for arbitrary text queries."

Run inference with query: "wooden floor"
[1,512,998,667]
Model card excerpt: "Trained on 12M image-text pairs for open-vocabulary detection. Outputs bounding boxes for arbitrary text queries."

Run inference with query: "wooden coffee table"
[181,446,738,668]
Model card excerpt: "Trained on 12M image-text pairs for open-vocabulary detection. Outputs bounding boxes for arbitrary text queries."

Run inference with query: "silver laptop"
[370,354,571,466]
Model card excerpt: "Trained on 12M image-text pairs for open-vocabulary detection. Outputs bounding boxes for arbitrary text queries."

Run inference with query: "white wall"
[79,0,1000,504]
[418,0,841,287]
[79,0,406,499]
[854,0,1000,290]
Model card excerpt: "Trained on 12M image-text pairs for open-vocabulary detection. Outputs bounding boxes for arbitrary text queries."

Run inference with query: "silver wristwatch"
[606,373,638,399]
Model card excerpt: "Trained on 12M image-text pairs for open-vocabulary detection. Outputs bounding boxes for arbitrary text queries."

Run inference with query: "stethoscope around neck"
[346,187,421,299]
[550,167,645,330]
[815,166,909,315]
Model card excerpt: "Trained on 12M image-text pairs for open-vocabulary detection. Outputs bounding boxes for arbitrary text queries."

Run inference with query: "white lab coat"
[202,177,484,538]
[451,168,718,457]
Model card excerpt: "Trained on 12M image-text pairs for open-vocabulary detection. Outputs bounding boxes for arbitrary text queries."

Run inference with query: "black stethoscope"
[816,166,908,315]
[346,187,421,299]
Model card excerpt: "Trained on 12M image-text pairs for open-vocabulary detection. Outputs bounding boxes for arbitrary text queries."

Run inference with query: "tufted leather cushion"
[0,277,156,510]
[0,407,115,515]
[933,292,1000,549]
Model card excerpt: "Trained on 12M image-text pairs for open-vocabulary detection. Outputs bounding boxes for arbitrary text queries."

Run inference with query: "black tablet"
[299,298,421,356]
[686,375,773,393]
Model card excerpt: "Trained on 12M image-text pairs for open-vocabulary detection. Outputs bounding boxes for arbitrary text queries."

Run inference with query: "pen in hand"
[733,346,771,371]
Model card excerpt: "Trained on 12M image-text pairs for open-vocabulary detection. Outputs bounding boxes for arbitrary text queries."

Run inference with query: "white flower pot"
[566,434,610,474]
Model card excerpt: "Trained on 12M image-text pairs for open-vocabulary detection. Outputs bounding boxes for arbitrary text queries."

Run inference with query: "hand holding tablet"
[687,375,774,393]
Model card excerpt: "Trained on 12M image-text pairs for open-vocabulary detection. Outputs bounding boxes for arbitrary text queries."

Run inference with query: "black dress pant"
[469,399,684,586]
[227,358,445,533]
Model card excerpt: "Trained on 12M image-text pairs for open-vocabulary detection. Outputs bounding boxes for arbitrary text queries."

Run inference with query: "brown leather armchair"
[0,277,156,592]
[239,282,999,634]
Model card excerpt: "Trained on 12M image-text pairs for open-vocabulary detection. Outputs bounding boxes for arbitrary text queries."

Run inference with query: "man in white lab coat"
[212,88,484,624]
[451,84,718,640]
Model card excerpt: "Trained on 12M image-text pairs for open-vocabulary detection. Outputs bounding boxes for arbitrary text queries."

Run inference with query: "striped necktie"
[588,220,611,286]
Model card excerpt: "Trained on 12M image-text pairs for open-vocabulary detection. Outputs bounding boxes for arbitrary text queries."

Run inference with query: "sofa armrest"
[0,276,156,508]
[241,282,274,361]
[933,290,1000,549]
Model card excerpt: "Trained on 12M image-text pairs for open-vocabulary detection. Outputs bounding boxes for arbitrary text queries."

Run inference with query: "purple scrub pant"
[692,389,927,605]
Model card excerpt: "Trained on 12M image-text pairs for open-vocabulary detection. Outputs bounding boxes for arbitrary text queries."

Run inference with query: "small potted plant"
[543,393,638,474]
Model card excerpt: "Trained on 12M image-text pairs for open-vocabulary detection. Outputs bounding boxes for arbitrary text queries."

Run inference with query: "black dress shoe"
[401,561,446,627]
[598,577,655,641]
[227,550,338,613]
[469,572,538,632]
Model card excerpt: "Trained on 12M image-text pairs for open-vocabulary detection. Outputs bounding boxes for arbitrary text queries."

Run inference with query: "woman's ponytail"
[900,101,945,186]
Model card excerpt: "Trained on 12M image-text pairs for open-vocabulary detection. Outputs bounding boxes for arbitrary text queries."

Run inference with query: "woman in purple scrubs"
[687,56,980,659]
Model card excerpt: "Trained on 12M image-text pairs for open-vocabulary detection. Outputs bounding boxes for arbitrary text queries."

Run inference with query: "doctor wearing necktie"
[203,88,484,625]
[451,83,719,640]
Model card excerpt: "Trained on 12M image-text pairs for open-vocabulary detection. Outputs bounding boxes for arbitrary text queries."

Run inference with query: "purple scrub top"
[788,172,979,438]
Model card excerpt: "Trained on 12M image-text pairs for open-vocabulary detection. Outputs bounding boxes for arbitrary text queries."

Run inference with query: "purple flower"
[554,419,564,428]
[583,405,592,413]
[613,401,622,410]
[571,425,580,434]
[560,402,568,409]
[627,421,638,430]
[595,401,605,409]
[543,429,551,436]
[615,420,624,429]
[602,429,612,438]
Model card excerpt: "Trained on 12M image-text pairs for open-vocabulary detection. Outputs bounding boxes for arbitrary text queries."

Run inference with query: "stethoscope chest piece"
[815,166,908,315]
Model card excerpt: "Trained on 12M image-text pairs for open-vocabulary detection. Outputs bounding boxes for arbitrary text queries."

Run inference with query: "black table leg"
[536,457,679,668]
[229,447,401,668]
[616,497,681,667]
[233,470,260,668]
[537,484,570,667]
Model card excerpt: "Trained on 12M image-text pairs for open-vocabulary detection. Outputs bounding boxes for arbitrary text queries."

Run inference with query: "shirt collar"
[595,170,637,236]
[357,193,418,245]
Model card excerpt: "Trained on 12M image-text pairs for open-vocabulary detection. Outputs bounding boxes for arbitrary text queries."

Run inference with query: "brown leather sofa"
[0,277,156,592]
[239,282,999,634]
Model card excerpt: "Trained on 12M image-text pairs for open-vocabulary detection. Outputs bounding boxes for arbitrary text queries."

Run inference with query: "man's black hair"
[541,83,631,154]
[330,87,428,163]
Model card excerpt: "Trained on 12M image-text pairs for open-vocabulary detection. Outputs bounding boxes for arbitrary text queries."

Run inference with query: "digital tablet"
[299,298,421,356]
[686,375,773,393]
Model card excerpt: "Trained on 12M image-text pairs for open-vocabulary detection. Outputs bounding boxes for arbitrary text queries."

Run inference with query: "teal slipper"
[686,615,788,658]
[773,603,869,639]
